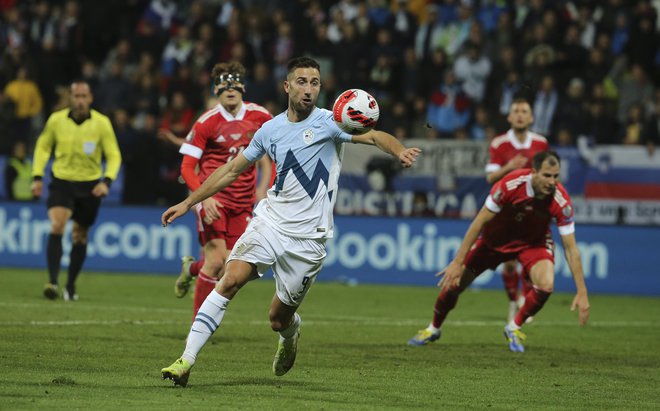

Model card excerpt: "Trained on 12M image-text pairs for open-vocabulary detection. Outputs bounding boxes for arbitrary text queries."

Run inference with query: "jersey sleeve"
[243,125,267,162]
[554,187,575,236]
[178,120,207,159]
[484,179,508,213]
[100,115,122,180]
[322,111,353,143]
[32,114,56,177]
[485,144,504,173]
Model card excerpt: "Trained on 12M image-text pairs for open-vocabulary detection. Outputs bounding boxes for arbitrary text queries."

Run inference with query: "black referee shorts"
[47,176,102,227]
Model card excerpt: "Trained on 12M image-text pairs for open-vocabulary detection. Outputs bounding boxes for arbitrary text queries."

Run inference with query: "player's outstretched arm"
[560,232,590,326]
[162,153,253,226]
[352,130,421,168]
[437,206,496,291]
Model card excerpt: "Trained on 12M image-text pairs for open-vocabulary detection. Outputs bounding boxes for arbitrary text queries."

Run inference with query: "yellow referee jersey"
[32,108,122,182]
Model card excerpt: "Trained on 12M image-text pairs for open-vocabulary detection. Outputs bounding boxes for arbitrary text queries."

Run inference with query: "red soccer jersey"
[485,130,549,174]
[179,102,272,209]
[481,169,575,253]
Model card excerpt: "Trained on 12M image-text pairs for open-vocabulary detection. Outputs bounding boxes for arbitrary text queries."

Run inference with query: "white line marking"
[0,319,657,328]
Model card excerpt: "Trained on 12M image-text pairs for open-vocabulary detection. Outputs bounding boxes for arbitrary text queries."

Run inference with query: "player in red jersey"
[485,98,549,322]
[173,61,273,317]
[408,151,590,352]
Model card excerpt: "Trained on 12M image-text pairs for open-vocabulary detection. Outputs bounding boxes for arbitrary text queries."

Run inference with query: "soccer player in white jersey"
[159,56,421,386]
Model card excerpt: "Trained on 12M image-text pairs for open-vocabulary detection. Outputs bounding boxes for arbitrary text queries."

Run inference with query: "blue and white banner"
[1,202,658,296]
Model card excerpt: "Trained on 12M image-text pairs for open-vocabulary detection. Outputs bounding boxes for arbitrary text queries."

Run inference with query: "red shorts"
[194,204,253,249]
[464,238,555,276]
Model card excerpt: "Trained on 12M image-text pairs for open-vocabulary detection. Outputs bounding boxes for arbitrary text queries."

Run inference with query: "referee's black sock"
[47,234,63,285]
[67,243,87,292]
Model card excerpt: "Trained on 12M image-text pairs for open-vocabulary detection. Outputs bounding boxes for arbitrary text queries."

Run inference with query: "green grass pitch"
[1,268,659,410]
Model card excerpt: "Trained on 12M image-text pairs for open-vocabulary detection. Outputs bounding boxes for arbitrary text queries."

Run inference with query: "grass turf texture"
[1,268,659,410]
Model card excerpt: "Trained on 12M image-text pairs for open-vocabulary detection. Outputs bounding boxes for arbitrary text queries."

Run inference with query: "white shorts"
[227,216,326,307]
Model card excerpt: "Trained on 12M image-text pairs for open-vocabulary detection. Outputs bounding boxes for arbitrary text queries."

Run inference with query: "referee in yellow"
[31,80,122,301]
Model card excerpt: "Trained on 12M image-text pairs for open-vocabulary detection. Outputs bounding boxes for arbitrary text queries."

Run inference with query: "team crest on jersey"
[185,130,195,142]
[303,129,314,144]
[493,188,503,202]
[562,205,573,217]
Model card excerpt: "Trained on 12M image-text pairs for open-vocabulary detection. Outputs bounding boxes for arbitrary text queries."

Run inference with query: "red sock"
[192,271,218,319]
[514,287,552,326]
[189,260,203,277]
[502,265,519,302]
[431,288,461,329]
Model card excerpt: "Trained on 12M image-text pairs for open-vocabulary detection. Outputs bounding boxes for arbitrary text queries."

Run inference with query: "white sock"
[507,320,520,330]
[426,324,440,334]
[278,313,301,340]
[182,290,229,365]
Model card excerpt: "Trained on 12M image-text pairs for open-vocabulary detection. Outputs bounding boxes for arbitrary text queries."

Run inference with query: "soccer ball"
[332,89,380,135]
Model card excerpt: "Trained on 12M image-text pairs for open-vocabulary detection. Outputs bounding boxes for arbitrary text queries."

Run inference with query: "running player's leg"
[501,259,520,322]
[192,238,227,317]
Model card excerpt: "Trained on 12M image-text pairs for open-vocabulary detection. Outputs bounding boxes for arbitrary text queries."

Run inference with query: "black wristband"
[33,176,43,182]
[101,177,113,187]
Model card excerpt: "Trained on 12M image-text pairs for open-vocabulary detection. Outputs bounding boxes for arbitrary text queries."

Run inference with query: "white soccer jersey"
[242,107,353,239]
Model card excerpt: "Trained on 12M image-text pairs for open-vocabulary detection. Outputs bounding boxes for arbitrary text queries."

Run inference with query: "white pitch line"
[0,319,657,327]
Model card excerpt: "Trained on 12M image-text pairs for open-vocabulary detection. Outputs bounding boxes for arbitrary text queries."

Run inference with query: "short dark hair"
[511,97,532,109]
[532,150,561,170]
[286,56,320,76]
[211,61,246,80]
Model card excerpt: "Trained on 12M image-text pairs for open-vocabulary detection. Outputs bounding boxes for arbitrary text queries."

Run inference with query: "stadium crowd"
[1,0,659,204]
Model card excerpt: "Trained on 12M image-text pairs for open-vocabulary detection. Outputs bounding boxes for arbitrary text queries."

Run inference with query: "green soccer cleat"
[273,330,300,376]
[504,324,527,353]
[43,283,59,300]
[161,357,192,387]
[174,256,195,298]
[407,328,441,346]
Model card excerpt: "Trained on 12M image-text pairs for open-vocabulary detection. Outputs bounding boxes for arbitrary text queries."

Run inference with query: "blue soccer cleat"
[504,324,526,353]
[407,328,441,346]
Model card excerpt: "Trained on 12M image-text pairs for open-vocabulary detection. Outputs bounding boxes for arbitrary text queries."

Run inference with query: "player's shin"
[193,272,219,319]
[432,288,460,329]
[514,287,552,327]
[182,290,229,365]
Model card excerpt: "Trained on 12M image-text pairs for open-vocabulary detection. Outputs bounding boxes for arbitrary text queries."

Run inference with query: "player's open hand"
[436,261,464,292]
[506,154,527,170]
[570,291,590,326]
[398,148,421,168]
[91,181,109,197]
[202,197,223,223]
[162,202,191,227]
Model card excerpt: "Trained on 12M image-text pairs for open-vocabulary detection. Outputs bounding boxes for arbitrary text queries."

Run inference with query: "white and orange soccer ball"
[332,89,380,135]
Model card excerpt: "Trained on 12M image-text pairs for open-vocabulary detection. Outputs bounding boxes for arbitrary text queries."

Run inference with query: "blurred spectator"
[95,61,134,113]
[3,66,43,144]
[120,113,160,204]
[142,0,178,33]
[390,0,417,47]
[587,99,620,144]
[642,93,660,153]
[469,105,490,141]
[426,69,471,138]
[100,39,136,81]
[413,4,442,63]
[453,40,491,103]
[161,26,193,78]
[4,140,33,201]
[0,91,16,154]
[621,103,645,145]
[160,91,194,138]
[245,61,278,107]
[554,77,589,139]
[555,127,575,147]
[531,74,558,137]
[613,63,655,124]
